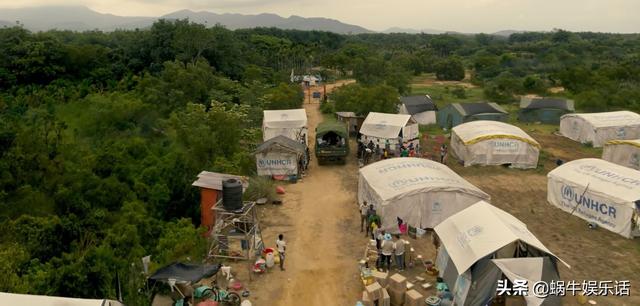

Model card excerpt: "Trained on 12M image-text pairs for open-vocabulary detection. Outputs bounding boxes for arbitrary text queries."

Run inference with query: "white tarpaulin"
[0,293,123,306]
[559,111,640,147]
[451,121,541,169]
[359,112,420,150]
[434,201,567,275]
[602,139,640,170]
[357,158,490,232]
[262,109,308,143]
[547,158,640,238]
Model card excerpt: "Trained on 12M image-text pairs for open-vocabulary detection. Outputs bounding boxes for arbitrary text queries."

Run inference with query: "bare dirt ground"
[412,72,478,88]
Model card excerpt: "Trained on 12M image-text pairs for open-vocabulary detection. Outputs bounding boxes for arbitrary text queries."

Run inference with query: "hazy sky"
[1,0,639,33]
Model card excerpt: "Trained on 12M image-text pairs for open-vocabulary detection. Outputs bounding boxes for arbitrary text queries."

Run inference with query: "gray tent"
[255,135,306,177]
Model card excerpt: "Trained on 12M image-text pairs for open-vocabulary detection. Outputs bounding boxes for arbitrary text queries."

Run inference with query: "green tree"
[435,58,465,81]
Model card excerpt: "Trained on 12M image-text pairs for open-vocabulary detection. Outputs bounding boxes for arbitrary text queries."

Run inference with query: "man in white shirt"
[359,201,369,233]
[380,234,394,272]
[394,235,406,271]
[276,234,286,271]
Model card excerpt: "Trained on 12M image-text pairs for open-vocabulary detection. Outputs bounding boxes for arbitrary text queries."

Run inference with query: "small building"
[192,171,249,234]
[451,120,541,169]
[434,201,567,306]
[559,111,640,147]
[255,135,307,180]
[262,109,308,144]
[518,97,574,124]
[335,111,365,136]
[359,112,419,149]
[399,95,438,125]
[602,139,640,170]
[437,102,508,129]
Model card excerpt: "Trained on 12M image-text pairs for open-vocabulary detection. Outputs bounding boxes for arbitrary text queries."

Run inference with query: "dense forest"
[1,19,639,304]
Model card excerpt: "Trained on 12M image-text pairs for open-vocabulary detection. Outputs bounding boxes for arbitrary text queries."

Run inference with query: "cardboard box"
[365,282,383,301]
[389,273,407,291]
[387,287,405,306]
[381,288,391,306]
[371,270,389,288]
[405,289,424,306]
[362,290,374,306]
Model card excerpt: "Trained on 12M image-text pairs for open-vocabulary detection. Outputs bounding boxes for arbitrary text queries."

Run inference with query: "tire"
[224,292,241,306]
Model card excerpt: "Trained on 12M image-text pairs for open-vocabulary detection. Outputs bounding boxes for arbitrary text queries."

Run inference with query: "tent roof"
[192,171,248,191]
[255,135,306,154]
[452,120,540,148]
[335,111,363,118]
[0,293,123,306]
[316,119,348,138]
[149,262,220,284]
[359,112,414,139]
[561,111,640,128]
[492,257,561,306]
[400,95,438,114]
[359,157,490,202]
[263,109,308,129]
[520,97,575,111]
[547,158,640,204]
[434,201,567,274]
[451,102,508,116]
[605,139,640,149]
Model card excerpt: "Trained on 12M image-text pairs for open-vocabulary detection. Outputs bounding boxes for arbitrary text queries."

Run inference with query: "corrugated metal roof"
[192,171,248,191]
[455,102,508,116]
[400,95,437,114]
[335,111,363,118]
[520,97,575,111]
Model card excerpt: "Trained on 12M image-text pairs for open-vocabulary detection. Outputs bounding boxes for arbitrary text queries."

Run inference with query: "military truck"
[315,119,349,164]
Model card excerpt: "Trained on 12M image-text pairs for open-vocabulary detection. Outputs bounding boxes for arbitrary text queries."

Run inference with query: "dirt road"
[244,81,363,305]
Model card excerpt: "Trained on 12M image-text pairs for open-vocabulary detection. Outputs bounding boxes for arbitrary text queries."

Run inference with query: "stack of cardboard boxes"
[362,282,390,306]
[387,273,406,306]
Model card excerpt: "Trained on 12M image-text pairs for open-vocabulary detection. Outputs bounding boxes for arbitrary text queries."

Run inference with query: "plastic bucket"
[265,252,275,268]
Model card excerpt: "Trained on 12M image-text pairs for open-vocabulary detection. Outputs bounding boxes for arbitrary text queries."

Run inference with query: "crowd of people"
[359,201,408,272]
[357,136,449,166]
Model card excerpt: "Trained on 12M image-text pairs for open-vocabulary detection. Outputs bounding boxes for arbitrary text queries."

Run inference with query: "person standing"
[394,235,406,271]
[359,201,369,233]
[380,233,394,272]
[440,144,448,164]
[276,234,286,271]
[364,201,376,236]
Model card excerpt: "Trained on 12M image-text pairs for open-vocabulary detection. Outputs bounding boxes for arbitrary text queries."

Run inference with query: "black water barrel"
[222,179,243,211]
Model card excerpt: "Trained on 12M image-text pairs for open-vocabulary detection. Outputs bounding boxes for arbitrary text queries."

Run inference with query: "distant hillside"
[0,6,372,34]
[491,30,524,37]
[160,10,371,34]
[383,27,446,34]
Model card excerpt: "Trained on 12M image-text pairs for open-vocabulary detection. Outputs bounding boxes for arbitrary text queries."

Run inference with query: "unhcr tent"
[0,293,124,306]
[437,102,508,129]
[518,97,574,124]
[559,111,640,147]
[451,120,541,169]
[357,158,490,232]
[262,109,308,144]
[399,95,438,125]
[602,139,640,170]
[547,158,640,238]
[255,135,306,178]
[359,112,419,149]
[434,201,567,306]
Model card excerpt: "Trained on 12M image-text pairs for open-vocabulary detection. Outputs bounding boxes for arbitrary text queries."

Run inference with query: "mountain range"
[0,6,522,36]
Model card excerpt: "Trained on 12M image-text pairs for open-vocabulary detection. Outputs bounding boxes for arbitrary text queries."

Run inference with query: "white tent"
[357,158,490,232]
[434,201,567,306]
[255,135,306,177]
[602,139,640,170]
[547,158,640,238]
[359,112,419,149]
[451,121,541,169]
[262,109,308,143]
[0,293,123,306]
[559,111,640,147]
